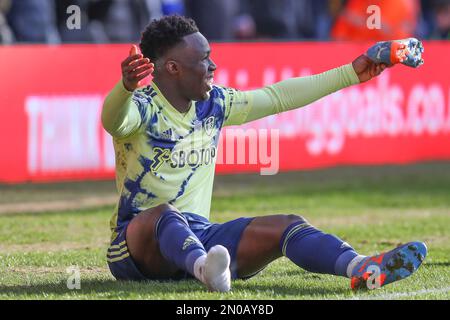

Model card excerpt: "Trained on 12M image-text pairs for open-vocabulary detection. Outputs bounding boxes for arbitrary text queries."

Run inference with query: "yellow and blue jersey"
[105,82,252,240]
[102,63,359,241]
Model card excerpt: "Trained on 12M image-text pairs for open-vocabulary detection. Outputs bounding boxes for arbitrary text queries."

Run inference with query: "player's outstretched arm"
[227,55,389,125]
[224,38,427,126]
[101,45,154,138]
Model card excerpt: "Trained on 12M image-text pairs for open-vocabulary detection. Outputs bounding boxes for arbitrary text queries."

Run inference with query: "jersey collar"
[152,82,196,121]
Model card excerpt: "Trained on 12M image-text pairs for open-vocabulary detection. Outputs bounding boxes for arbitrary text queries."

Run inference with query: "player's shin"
[155,210,206,279]
[279,220,364,277]
[156,210,231,292]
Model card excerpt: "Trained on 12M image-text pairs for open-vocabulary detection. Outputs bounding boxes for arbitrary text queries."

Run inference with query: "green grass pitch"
[0,162,449,300]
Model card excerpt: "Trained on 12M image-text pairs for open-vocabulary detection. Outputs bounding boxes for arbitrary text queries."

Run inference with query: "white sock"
[195,245,231,292]
[346,255,366,278]
[193,255,207,281]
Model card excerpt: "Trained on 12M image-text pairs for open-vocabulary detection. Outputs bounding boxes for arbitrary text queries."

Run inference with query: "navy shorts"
[107,212,254,281]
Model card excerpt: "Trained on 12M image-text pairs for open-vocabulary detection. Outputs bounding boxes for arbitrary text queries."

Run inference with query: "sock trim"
[186,249,207,277]
[346,255,366,278]
[281,222,310,256]
[193,255,207,282]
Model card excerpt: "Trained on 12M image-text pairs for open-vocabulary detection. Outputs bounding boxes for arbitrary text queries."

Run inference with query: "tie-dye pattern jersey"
[104,63,360,240]
[108,83,251,238]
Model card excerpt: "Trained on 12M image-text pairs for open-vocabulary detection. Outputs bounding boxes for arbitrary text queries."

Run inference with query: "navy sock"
[280,220,359,277]
[155,210,206,276]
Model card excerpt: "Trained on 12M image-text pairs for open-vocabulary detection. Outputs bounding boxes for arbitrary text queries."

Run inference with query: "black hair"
[139,15,199,61]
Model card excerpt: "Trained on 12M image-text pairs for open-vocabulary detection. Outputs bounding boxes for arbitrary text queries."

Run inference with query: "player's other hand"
[121,45,154,92]
[352,54,388,83]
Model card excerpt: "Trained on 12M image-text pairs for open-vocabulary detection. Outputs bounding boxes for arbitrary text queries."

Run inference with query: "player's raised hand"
[353,38,425,83]
[366,38,424,68]
[121,45,154,92]
[352,54,387,83]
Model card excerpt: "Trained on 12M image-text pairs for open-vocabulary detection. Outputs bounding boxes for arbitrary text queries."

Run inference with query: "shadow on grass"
[233,270,350,297]
[232,281,349,298]
[0,279,204,297]
[0,277,350,298]
[426,261,450,267]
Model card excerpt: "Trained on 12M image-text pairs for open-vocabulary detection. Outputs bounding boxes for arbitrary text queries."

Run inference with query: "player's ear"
[165,60,180,76]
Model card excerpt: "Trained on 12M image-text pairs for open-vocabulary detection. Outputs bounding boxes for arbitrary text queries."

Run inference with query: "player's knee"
[282,214,307,227]
[153,203,180,218]
[154,204,188,236]
[129,203,181,236]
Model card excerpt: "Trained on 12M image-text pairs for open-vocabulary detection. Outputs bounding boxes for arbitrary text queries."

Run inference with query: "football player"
[102,15,426,292]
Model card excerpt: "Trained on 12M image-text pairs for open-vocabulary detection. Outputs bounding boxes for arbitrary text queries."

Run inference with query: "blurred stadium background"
[0,0,449,299]
[1,0,449,43]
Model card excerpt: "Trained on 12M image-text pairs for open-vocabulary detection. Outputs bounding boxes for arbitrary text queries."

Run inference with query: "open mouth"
[205,75,214,90]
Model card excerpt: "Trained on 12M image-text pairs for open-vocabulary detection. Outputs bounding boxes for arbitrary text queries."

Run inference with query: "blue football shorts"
[107,212,254,281]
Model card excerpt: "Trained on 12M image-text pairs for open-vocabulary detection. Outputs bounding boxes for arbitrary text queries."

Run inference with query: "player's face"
[175,32,217,101]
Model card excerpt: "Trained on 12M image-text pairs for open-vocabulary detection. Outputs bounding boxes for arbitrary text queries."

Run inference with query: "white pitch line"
[347,286,450,300]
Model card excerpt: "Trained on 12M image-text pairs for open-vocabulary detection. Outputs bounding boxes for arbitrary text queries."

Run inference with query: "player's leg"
[238,214,364,278]
[235,214,300,277]
[124,204,184,279]
[125,203,231,291]
[236,214,427,290]
[199,214,330,279]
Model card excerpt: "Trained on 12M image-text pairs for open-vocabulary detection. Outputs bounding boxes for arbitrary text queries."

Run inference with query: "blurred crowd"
[0,0,449,44]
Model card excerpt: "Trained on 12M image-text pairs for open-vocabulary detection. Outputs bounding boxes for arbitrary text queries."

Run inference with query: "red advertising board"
[1,42,450,183]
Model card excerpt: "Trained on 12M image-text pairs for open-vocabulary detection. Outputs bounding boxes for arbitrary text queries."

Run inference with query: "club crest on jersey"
[204,116,215,136]
[160,129,173,140]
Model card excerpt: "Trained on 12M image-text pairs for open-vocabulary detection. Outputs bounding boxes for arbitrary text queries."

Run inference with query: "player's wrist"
[121,78,136,93]
[347,62,361,84]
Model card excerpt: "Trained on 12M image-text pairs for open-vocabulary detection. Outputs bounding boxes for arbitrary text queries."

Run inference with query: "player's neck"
[153,78,191,113]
